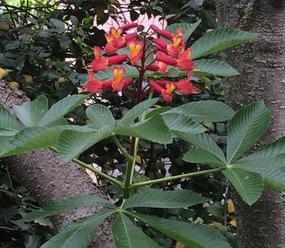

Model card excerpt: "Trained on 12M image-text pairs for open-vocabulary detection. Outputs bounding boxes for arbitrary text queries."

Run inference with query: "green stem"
[72,158,124,189]
[123,137,139,198]
[130,167,226,189]
[112,136,134,162]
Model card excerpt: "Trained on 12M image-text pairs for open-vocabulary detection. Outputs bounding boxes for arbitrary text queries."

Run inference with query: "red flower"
[112,66,133,91]
[150,24,173,40]
[128,40,143,65]
[147,61,168,73]
[85,70,112,93]
[149,78,198,102]
[104,24,138,54]
[156,48,194,76]
[92,47,128,71]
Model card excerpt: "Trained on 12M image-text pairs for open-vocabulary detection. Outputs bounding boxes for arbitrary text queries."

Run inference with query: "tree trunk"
[0,81,114,248]
[215,0,285,247]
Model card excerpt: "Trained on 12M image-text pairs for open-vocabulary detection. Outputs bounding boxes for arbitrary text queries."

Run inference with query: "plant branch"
[130,167,226,188]
[123,137,139,198]
[72,158,124,189]
[112,136,134,162]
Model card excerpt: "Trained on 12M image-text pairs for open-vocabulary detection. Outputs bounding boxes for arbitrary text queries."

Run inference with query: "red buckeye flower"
[112,66,133,91]
[149,78,198,102]
[147,61,168,73]
[92,47,128,71]
[104,23,138,54]
[156,48,194,76]
[128,40,143,65]
[85,70,112,93]
[150,24,173,40]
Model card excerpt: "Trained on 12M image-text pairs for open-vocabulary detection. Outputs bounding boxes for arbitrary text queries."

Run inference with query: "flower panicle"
[85,22,197,102]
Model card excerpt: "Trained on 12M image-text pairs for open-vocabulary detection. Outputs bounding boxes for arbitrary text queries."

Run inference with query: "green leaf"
[182,133,226,165]
[118,98,159,126]
[193,59,239,76]
[24,195,115,221]
[166,20,201,41]
[234,155,285,170]
[0,105,22,130]
[165,100,235,122]
[40,209,114,248]
[38,94,88,127]
[13,95,48,127]
[86,104,115,129]
[238,137,285,161]
[223,167,263,205]
[123,188,208,209]
[162,113,206,135]
[191,28,258,59]
[0,127,61,158]
[112,213,162,248]
[183,148,226,167]
[134,213,231,248]
[115,115,173,144]
[227,101,271,163]
[56,127,113,161]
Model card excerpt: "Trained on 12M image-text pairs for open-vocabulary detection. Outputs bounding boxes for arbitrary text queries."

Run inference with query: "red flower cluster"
[85,22,197,101]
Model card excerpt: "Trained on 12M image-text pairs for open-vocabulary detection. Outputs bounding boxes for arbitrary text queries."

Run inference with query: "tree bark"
[215,0,285,247]
[0,81,114,247]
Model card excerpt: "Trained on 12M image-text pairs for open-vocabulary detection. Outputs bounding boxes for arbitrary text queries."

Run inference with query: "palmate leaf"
[40,209,115,248]
[162,113,206,135]
[165,100,235,122]
[0,127,62,158]
[182,133,226,165]
[227,101,271,163]
[112,213,162,248]
[232,138,285,191]
[183,148,226,167]
[14,95,48,127]
[86,104,115,129]
[38,94,88,127]
[118,98,159,126]
[56,127,113,161]
[166,21,201,41]
[223,167,263,205]
[115,115,173,145]
[193,59,239,77]
[123,188,208,209]
[24,195,115,221]
[0,105,22,130]
[134,213,231,248]
[238,137,285,161]
[191,28,258,59]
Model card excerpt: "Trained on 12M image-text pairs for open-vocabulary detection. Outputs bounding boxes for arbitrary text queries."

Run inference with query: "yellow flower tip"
[0,67,6,80]
[128,42,142,57]
[166,83,175,94]
[9,81,20,90]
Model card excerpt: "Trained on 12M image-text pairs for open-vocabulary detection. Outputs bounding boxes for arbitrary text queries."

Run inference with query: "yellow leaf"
[136,155,142,164]
[175,242,185,248]
[58,76,67,84]
[9,81,20,89]
[230,219,237,227]
[227,199,235,213]
[209,221,222,230]
[23,74,33,84]
[0,67,6,80]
